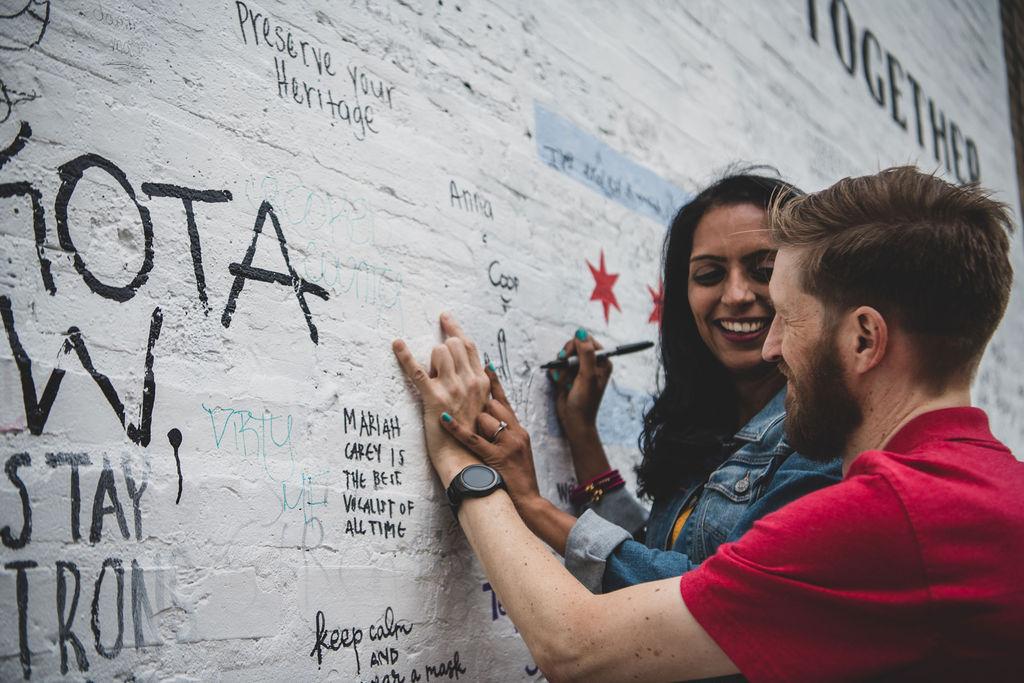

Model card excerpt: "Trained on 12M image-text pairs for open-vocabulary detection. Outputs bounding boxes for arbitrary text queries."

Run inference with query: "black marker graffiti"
[2,451,156,676]
[424,651,466,680]
[45,452,91,542]
[0,78,37,124]
[129,559,155,650]
[56,560,89,675]
[487,260,518,311]
[83,458,149,545]
[0,122,54,293]
[0,120,30,170]
[55,153,155,302]
[449,179,493,219]
[91,558,125,659]
[481,328,533,415]
[91,459,130,544]
[0,296,163,446]
[6,558,154,677]
[5,122,329,349]
[1,452,31,549]
[222,200,330,344]
[0,0,49,127]
[310,609,363,673]
[168,428,183,504]
[5,560,36,679]
[9,452,147,549]
[805,0,981,182]
[0,0,50,51]
[142,184,233,314]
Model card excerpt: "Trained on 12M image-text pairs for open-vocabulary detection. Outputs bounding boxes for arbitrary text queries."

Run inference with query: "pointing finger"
[392,339,430,392]
[441,312,485,372]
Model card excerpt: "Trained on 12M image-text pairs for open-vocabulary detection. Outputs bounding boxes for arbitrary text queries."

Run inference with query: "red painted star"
[587,250,620,323]
[647,278,663,326]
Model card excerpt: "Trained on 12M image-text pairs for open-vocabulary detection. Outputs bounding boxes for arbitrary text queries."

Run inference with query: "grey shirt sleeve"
[564,510,633,593]
[577,486,649,537]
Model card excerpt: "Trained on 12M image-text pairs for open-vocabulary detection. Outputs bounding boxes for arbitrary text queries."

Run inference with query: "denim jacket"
[564,387,842,593]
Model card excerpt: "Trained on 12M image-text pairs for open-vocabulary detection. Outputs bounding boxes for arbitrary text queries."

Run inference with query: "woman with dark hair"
[438,170,841,593]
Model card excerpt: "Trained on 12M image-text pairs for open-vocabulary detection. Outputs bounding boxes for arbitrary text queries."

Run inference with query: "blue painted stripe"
[534,102,690,224]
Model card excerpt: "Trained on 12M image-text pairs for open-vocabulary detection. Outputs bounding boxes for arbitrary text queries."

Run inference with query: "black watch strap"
[446,464,506,517]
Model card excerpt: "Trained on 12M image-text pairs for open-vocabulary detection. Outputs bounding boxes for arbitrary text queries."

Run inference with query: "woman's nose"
[721,270,756,307]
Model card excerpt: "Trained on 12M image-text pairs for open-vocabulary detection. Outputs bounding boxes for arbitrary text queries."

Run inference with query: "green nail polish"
[575,328,587,341]
[441,412,452,423]
[567,381,573,391]
[487,361,496,372]
[552,370,560,382]
[557,350,567,360]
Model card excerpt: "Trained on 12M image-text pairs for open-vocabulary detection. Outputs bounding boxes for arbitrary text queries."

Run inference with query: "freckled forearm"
[457,492,593,664]
[457,493,731,682]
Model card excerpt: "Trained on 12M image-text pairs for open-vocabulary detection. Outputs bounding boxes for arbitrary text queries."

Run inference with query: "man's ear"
[846,306,888,374]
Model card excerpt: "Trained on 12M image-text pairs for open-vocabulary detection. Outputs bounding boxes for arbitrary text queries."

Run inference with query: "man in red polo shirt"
[392,166,1024,682]
[676,166,1024,681]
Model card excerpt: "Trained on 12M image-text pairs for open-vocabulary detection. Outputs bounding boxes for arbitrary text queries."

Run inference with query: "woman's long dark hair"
[636,169,803,500]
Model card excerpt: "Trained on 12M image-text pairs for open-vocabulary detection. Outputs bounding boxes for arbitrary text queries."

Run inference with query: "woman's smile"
[714,316,773,343]
[688,203,777,374]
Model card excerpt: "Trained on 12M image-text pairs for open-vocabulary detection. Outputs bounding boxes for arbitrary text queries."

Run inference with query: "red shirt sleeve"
[679,472,933,683]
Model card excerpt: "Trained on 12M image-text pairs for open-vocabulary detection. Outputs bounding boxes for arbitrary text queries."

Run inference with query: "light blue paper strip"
[534,102,690,224]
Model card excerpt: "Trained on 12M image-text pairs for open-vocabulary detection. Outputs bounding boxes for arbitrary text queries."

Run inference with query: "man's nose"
[762,316,783,363]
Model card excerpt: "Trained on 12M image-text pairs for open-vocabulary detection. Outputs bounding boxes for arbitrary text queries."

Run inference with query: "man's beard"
[782,333,862,463]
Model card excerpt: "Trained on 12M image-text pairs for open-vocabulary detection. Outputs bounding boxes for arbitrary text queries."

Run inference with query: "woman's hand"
[392,313,492,486]
[438,366,542,508]
[550,329,614,482]
[551,329,613,439]
[440,367,577,554]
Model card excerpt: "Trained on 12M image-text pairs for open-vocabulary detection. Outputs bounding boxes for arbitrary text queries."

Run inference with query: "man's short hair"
[769,166,1014,390]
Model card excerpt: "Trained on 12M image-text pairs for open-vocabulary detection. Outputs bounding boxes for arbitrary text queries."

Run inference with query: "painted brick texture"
[0,1,1020,680]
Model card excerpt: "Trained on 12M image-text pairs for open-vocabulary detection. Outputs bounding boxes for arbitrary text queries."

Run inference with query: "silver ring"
[490,420,509,442]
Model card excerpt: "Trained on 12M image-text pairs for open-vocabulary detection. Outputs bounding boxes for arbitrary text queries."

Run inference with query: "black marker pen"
[540,341,654,370]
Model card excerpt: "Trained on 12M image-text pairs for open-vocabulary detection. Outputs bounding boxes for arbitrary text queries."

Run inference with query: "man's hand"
[392,313,491,486]
[438,365,542,509]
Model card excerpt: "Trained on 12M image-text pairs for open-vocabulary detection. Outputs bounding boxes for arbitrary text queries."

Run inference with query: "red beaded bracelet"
[569,469,625,507]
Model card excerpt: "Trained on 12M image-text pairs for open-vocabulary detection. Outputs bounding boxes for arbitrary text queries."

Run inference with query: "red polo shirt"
[679,407,1024,682]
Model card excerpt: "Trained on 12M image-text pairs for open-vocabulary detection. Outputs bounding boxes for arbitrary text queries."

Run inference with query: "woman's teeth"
[719,320,766,333]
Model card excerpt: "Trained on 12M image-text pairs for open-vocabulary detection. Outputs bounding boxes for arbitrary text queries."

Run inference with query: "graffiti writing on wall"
[805,0,981,182]
[3,451,160,678]
[233,1,396,141]
[534,103,689,224]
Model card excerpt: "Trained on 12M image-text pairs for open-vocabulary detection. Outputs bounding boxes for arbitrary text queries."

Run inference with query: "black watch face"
[461,465,497,491]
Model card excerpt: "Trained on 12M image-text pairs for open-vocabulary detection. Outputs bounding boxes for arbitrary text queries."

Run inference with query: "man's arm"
[455,473,738,682]
[392,318,738,682]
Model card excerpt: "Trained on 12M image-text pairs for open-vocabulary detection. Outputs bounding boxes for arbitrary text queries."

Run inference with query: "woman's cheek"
[688,293,718,352]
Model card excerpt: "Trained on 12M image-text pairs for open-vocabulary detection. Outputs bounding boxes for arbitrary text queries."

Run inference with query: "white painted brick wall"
[0,0,1019,679]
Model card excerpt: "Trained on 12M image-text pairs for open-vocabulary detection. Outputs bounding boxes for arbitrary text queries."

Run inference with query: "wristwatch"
[446,464,506,517]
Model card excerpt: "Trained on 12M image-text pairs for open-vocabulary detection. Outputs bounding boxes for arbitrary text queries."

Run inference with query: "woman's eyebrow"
[689,254,726,263]
[690,249,775,264]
